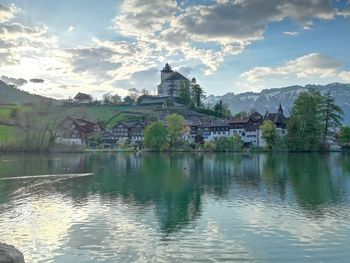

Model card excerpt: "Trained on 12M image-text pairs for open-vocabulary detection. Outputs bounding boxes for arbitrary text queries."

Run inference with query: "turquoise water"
[0,153,350,262]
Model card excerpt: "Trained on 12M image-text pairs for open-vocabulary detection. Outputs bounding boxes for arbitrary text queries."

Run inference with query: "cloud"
[241,53,347,83]
[67,26,74,32]
[0,3,17,23]
[283,31,299,36]
[111,0,344,75]
[339,71,350,82]
[30,78,45,83]
[1,75,27,86]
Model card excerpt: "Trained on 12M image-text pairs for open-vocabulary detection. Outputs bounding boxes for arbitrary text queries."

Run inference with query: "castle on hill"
[157,63,194,98]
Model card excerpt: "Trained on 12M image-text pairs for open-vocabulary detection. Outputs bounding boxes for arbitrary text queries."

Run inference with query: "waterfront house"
[56,117,101,145]
[199,121,230,141]
[112,122,147,143]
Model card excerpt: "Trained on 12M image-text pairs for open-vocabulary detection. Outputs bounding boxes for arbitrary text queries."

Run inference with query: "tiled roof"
[162,71,189,82]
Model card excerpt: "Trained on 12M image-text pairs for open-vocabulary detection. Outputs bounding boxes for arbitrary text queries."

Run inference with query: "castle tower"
[161,63,173,82]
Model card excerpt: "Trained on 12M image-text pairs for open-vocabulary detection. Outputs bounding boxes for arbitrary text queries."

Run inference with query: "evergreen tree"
[319,90,343,146]
[339,126,350,150]
[214,100,231,118]
[287,90,322,151]
[190,79,205,108]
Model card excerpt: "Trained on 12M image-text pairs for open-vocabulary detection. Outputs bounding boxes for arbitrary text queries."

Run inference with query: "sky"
[0,0,350,99]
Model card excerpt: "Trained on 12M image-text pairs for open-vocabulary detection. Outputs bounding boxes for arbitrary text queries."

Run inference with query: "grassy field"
[0,105,29,120]
[0,124,14,143]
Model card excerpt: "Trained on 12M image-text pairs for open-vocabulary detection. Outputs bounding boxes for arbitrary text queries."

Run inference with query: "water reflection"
[0,153,350,262]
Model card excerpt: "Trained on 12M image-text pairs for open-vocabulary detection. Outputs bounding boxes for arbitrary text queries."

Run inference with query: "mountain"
[0,80,57,105]
[206,83,350,124]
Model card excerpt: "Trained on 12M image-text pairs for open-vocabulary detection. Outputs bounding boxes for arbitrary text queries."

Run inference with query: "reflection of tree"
[261,154,288,200]
[2,152,350,235]
[286,154,346,214]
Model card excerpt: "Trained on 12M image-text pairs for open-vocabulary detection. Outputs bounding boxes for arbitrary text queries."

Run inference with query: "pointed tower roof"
[162,63,173,73]
[278,104,283,114]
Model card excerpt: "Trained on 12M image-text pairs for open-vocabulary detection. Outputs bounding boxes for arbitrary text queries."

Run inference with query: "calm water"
[1,153,350,262]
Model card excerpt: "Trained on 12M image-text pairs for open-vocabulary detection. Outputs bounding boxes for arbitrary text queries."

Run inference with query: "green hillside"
[0,80,57,105]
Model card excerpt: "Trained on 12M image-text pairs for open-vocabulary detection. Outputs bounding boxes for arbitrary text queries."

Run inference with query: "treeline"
[177,81,232,118]
[143,113,243,152]
[0,108,73,153]
[262,89,349,152]
[286,90,346,151]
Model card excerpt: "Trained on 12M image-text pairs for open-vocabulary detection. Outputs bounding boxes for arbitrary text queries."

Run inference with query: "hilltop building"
[157,63,190,98]
[74,92,93,104]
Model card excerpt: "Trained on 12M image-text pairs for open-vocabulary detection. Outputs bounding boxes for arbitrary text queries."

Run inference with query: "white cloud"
[0,3,18,22]
[241,53,347,84]
[283,31,299,36]
[111,0,344,75]
[339,71,350,82]
[67,26,74,32]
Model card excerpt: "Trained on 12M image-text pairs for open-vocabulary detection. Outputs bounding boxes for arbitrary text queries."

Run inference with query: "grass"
[0,125,15,143]
[0,105,28,121]
[107,112,149,127]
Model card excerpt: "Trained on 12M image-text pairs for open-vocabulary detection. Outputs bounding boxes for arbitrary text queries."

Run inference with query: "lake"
[1,153,350,262]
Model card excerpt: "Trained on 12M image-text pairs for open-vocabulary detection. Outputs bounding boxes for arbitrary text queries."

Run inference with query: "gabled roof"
[264,113,287,124]
[162,71,189,82]
[74,92,92,100]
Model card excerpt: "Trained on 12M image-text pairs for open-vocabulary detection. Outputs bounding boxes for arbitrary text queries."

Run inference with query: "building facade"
[157,63,190,98]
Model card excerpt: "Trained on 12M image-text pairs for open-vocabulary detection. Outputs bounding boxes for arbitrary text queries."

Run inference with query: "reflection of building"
[157,63,190,98]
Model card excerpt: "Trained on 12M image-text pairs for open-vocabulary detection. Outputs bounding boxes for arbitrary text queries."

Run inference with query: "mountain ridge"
[206,83,350,124]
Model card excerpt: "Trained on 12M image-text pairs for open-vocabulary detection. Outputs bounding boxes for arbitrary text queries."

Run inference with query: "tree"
[214,135,243,152]
[204,141,215,152]
[260,120,278,151]
[140,89,149,96]
[178,82,191,105]
[287,90,322,151]
[319,90,343,146]
[128,88,140,102]
[214,100,231,118]
[190,79,205,108]
[339,126,350,150]
[102,93,112,104]
[166,113,185,148]
[124,96,134,104]
[143,121,168,151]
[234,111,248,118]
[110,94,122,105]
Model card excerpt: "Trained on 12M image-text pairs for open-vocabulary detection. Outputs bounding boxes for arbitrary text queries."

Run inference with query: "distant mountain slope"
[206,83,350,124]
[0,80,57,105]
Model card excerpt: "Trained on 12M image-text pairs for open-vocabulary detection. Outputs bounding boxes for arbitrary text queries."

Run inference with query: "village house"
[183,120,201,143]
[229,105,288,147]
[56,117,101,145]
[199,121,230,142]
[112,122,147,143]
[74,92,93,104]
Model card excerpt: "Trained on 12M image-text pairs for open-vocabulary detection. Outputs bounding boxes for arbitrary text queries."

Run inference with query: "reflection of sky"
[1,188,350,262]
[1,153,350,262]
